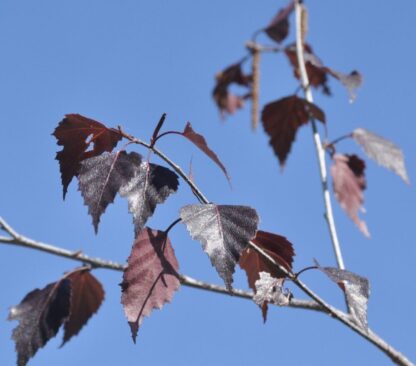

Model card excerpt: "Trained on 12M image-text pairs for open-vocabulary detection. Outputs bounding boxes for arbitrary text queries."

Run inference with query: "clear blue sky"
[0,1,415,365]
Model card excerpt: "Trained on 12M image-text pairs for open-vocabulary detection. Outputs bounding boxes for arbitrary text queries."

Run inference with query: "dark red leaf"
[285,44,330,95]
[214,63,251,87]
[261,95,325,167]
[180,204,259,290]
[212,63,251,117]
[264,0,295,43]
[331,154,369,237]
[8,280,71,366]
[285,44,362,100]
[181,122,230,182]
[53,114,122,198]
[78,151,179,234]
[121,228,180,342]
[62,269,105,346]
[240,230,294,290]
[239,230,294,321]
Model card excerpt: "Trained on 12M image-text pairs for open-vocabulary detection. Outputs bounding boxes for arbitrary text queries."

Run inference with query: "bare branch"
[0,216,319,312]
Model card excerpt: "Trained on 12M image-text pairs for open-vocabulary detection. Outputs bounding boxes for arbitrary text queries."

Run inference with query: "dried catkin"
[300,4,308,45]
[251,47,260,130]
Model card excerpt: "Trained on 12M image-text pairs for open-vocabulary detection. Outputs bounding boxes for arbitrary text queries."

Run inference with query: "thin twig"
[256,2,416,365]
[0,216,319,312]
[294,0,345,271]
[1,215,413,365]
[245,41,281,54]
[118,117,413,365]
[328,133,353,147]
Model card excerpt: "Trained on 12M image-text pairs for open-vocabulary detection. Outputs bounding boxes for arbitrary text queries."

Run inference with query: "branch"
[119,116,414,365]
[0,216,318,312]
[2,215,413,365]
[294,1,345,271]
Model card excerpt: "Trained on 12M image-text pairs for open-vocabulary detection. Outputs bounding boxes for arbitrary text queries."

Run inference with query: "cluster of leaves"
[9,267,104,366]
[213,0,409,236]
[213,62,252,117]
[5,3,410,365]
[0,115,277,363]
[7,113,373,365]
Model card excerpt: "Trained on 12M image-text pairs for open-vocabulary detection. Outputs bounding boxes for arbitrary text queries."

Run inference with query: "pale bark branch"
[0,216,319,312]
[286,2,414,365]
[118,109,414,365]
[294,1,345,270]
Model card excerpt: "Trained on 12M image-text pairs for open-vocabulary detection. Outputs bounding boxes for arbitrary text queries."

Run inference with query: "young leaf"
[121,228,180,342]
[180,122,230,182]
[180,204,259,289]
[78,151,133,232]
[62,269,105,346]
[53,114,122,198]
[285,44,330,95]
[285,44,362,100]
[331,154,370,237]
[78,151,179,234]
[220,93,247,115]
[240,230,294,321]
[253,272,290,311]
[352,128,409,184]
[327,70,362,103]
[240,230,294,290]
[119,161,180,237]
[212,63,251,117]
[315,261,370,330]
[8,280,71,366]
[215,63,251,87]
[264,0,295,43]
[261,95,325,167]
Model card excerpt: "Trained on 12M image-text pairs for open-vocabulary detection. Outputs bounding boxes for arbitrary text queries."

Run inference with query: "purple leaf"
[261,95,325,167]
[264,0,295,43]
[8,280,71,366]
[212,63,251,117]
[180,204,259,289]
[78,151,179,234]
[62,269,104,345]
[331,154,369,237]
[285,44,362,100]
[121,228,180,342]
[180,122,230,182]
[52,114,122,198]
[315,261,370,330]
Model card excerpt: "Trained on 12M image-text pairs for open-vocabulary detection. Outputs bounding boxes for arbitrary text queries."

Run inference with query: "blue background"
[0,1,415,365]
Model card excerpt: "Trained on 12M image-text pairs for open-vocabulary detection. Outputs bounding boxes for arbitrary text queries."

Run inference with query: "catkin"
[300,4,309,45]
[251,47,260,130]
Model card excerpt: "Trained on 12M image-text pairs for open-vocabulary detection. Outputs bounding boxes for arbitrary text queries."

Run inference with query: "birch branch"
[0,216,318,312]
[1,213,413,365]
[118,115,414,365]
[294,0,345,270]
